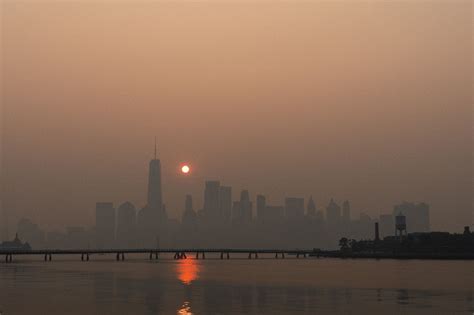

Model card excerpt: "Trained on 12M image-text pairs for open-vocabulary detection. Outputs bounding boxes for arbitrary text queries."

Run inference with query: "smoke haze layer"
[1,0,472,233]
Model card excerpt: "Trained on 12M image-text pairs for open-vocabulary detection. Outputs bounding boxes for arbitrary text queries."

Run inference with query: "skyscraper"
[285,197,305,219]
[182,195,197,228]
[137,142,165,248]
[204,181,221,221]
[341,200,351,236]
[231,191,252,225]
[185,194,193,213]
[95,202,115,249]
[307,196,316,217]
[342,200,351,222]
[256,194,266,222]
[240,190,253,224]
[326,198,341,227]
[147,142,163,212]
[232,201,241,224]
[315,210,324,222]
[181,194,198,247]
[219,186,232,223]
[116,201,136,248]
[263,206,285,223]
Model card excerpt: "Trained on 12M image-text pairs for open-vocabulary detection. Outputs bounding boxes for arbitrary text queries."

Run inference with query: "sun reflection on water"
[177,301,193,315]
[176,258,200,285]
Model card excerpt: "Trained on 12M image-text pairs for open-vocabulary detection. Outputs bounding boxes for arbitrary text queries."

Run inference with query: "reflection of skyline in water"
[0,259,472,314]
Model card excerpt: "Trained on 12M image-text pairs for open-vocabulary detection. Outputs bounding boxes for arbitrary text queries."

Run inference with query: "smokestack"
[374,222,380,241]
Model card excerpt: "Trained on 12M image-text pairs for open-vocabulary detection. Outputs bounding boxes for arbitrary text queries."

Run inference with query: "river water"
[0,255,472,314]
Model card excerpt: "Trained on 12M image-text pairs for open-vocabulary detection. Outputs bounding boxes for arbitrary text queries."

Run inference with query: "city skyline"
[2,149,433,251]
[2,140,468,233]
[0,141,452,240]
[2,1,471,237]
[0,1,471,314]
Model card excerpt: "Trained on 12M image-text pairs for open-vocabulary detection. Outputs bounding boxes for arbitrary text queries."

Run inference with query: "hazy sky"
[1,0,472,233]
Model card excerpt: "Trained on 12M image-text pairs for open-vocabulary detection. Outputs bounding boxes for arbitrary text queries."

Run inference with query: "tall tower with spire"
[147,138,162,212]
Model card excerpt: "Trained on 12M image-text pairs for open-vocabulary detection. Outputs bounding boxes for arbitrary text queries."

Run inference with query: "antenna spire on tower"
[154,136,157,159]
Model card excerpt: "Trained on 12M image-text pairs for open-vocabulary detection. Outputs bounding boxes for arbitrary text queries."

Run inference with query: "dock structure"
[0,248,320,263]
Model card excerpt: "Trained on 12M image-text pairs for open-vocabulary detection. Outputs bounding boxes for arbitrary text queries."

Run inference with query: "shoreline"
[313,252,474,260]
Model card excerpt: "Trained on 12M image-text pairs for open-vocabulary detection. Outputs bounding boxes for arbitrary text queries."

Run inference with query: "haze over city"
[1,0,472,236]
[1,1,473,314]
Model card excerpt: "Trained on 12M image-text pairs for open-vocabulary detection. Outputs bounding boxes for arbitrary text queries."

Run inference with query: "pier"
[1,248,320,263]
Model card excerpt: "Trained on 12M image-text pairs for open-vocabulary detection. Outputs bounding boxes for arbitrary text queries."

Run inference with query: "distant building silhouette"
[395,212,407,240]
[393,202,430,233]
[17,218,45,249]
[46,230,66,248]
[182,195,197,228]
[326,199,341,227]
[307,196,316,217]
[285,197,304,219]
[341,200,351,236]
[256,195,266,223]
[374,222,380,241]
[325,199,343,247]
[227,189,253,227]
[66,226,89,249]
[240,190,253,224]
[232,201,241,224]
[342,200,351,222]
[137,143,166,248]
[95,202,115,249]
[464,226,471,235]
[379,214,394,238]
[0,233,31,250]
[219,186,232,223]
[147,142,163,212]
[116,202,136,248]
[263,205,284,223]
[180,195,198,246]
[21,144,440,251]
[315,210,324,222]
[204,181,221,222]
[349,226,473,255]
[356,212,374,240]
[185,194,193,212]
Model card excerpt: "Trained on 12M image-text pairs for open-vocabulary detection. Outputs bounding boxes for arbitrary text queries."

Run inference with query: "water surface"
[0,255,472,314]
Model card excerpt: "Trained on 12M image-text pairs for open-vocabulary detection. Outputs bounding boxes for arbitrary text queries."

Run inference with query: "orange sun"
[181,165,190,174]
